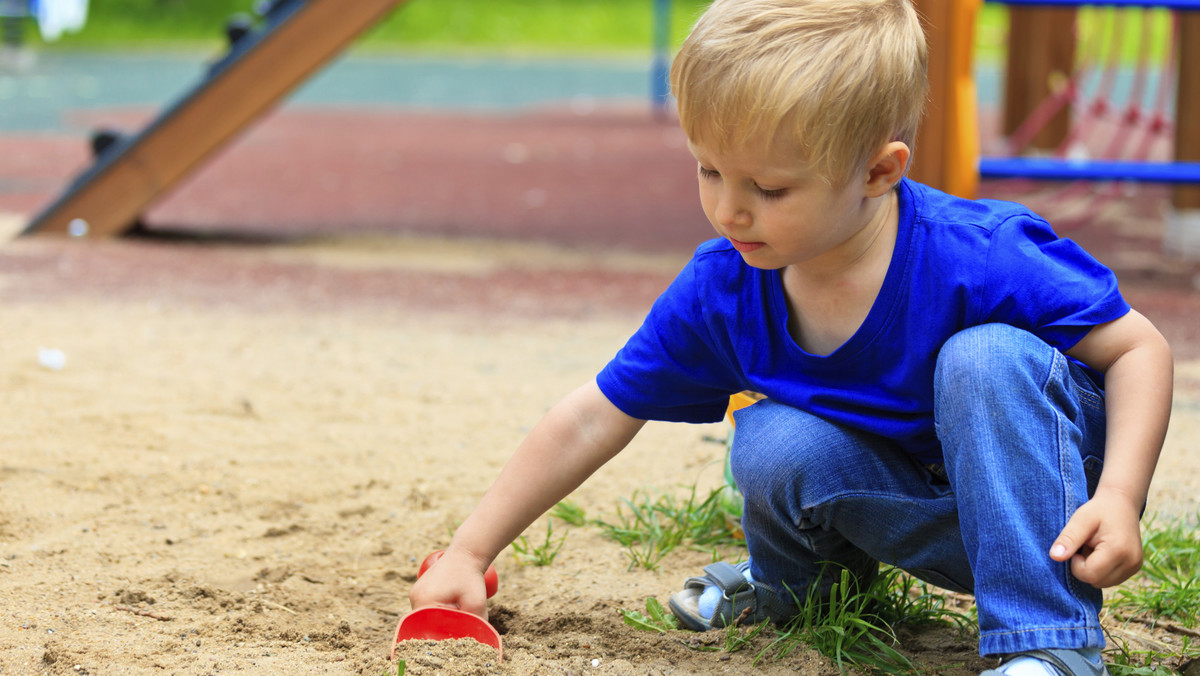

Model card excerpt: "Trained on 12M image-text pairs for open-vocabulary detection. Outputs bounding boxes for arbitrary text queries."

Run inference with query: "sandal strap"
[693,561,798,627]
[702,562,752,594]
[681,560,751,593]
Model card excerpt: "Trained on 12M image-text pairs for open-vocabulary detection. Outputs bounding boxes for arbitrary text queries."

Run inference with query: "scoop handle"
[418,549,499,599]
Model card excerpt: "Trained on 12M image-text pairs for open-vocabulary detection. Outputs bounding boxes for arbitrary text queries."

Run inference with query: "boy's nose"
[714,190,750,229]
[716,200,750,229]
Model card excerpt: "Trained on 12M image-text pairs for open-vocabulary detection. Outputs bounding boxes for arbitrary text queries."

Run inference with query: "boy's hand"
[1049,490,1144,588]
[408,548,491,620]
[403,381,644,622]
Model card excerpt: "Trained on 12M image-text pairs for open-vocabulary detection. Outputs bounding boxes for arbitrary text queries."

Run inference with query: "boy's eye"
[697,164,786,199]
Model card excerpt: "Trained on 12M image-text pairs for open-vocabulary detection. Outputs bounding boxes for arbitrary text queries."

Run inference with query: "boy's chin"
[739,255,785,271]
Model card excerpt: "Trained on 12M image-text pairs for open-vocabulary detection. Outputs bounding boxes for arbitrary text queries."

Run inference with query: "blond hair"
[670,0,928,185]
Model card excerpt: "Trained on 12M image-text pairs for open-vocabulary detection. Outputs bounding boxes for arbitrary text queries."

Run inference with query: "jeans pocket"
[1082,455,1103,497]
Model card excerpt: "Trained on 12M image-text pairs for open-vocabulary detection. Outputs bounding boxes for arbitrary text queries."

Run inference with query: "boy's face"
[687,133,878,273]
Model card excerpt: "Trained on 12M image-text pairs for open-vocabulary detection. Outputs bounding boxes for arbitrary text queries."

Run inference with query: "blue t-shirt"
[596,179,1129,464]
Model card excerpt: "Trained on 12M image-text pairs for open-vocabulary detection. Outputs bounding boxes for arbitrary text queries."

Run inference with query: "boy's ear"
[863,141,911,198]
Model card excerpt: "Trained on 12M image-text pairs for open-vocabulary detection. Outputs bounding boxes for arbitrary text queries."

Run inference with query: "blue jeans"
[729,324,1108,656]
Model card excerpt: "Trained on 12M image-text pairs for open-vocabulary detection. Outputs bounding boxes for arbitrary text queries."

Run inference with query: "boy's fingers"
[1049,539,1075,561]
[1067,537,1142,588]
[1050,516,1091,561]
[1069,550,1104,585]
[1071,551,1126,588]
[1052,501,1144,588]
[1051,504,1107,560]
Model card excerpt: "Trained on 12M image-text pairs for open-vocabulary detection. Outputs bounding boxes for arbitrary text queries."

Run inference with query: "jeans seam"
[984,625,1098,637]
[1077,387,1103,412]
[1072,363,1105,413]
[1046,350,1093,622]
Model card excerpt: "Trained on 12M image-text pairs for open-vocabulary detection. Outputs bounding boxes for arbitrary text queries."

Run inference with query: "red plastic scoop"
[392,607,503,658]
[390,550,503,661]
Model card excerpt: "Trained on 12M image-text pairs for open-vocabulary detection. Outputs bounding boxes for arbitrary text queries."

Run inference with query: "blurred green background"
[12,1,1172,66]
[24,0,712,54]
[18,0,1016,62]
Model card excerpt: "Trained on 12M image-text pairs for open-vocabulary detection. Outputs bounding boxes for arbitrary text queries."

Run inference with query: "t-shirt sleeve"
[978,215,1130,351]
[596,258,742,423]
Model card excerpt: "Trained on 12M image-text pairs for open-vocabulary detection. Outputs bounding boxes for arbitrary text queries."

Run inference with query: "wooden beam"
[911,0,947,192]
[910,0,981,199]
[1003,6,1076,151]
[1175,10,1200,210]
[24,0,407,237]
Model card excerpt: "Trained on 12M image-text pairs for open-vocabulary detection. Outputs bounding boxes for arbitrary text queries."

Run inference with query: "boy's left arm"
[1056,308,1173,588]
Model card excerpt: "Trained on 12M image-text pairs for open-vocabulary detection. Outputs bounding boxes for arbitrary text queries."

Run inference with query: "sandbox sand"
[1,231,1197,675]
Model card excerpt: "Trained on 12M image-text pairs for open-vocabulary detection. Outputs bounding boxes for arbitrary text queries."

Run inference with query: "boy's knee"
[728,401,820,500]
[728,405,780,492]
[934,323,1045,394]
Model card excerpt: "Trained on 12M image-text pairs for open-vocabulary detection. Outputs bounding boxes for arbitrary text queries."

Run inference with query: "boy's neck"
[779,188,900,356]
[784,187,899,287]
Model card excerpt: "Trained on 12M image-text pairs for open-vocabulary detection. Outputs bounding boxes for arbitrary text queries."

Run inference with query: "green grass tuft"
[548,500,588,527]
[754,565,975,674]
[607,481,1200,674]
[510,518,567,567]
[594,484,745,571]
[1113,514,1200,628]
[619,596,679,633]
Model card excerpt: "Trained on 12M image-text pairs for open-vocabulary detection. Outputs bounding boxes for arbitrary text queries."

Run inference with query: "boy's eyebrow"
[685,134,816,179]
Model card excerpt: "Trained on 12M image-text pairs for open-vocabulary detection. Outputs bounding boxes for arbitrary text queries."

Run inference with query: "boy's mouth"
[727,237,765,253]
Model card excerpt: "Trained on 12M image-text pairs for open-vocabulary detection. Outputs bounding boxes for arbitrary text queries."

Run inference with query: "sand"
[1,230,1197,675]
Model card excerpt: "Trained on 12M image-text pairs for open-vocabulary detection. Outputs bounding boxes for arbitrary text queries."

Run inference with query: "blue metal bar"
[983,0,1200,186]
[979,157,1200,183]
[986,0,1200,8]
[651,0,672,113]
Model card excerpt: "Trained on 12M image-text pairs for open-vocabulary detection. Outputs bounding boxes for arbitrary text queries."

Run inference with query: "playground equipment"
[21,0,406,238]
[907,0,983,200]
[21,0,681,239]
[23,0,1199,243]
[651,0,672,116]
[913,0,1200,200]
[990,1,1199,254]
[982,1,1199,187]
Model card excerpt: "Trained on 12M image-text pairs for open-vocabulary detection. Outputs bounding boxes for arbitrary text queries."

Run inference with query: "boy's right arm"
[408,379,646,618]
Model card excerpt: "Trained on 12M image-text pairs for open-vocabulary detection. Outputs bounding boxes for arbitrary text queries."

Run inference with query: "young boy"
[409,1,1174,674]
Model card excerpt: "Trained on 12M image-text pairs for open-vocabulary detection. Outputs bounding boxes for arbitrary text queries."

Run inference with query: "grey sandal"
[667,561,800,631]
[981,649,1110,676]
